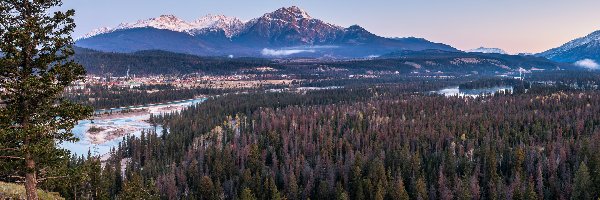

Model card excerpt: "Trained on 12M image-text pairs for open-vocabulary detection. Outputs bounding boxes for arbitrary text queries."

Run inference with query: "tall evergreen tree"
[199,175,215,200]
[287,173,299,200]
[438,168,453,200]
[118,173,158,200]
[415,176,428,200]
[389,178,409,200]
[0,0,91,199]
[573,162,592,200]
[240,188,257,200]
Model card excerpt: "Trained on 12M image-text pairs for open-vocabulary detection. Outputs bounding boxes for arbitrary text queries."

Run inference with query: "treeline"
[74,47,570,76]
[529,70,600,84]
[74,47,276,76]
[68,85,600,199]
[458,78,523,90]
[301,76,457,89]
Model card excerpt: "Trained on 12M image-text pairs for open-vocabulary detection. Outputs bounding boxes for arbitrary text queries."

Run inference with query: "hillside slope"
[0,182,64,200]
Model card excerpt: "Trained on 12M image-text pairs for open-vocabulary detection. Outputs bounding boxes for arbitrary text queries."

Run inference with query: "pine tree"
[118,173,158,200]
[200,176,215,200]
[318,180,330,200]
[240,188,257,200]
[374,182,385,200]
[351,155,364,200]
[525,178,538,200]
[438,168,453,200]
[389,178,409,200]
[335,182,349,200]
[268,176,283,200]
[337,191,349,200]
[287,173,299,200]
[456,176,473,200]
[573,162,592,200]
[415,175,428,200]
[0,0,92,199]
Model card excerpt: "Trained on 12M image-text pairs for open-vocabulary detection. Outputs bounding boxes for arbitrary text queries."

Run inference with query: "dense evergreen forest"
[458,78,523,90]
[73,47,276,76]
[36,78,600,199]
[74,47,577,76]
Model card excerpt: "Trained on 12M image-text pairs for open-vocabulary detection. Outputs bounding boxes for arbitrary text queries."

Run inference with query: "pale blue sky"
[61,0,600,53]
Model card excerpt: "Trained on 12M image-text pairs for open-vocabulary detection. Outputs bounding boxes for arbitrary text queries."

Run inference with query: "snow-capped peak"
[188,14,245,37]
[284,6,312,19]
[80,14,246,39]
[115,14,195,33]
[78,27,111,40]
[192,14,243,25]
[540,30,600,56]
[262,6,313,21]
[467,47,508,54]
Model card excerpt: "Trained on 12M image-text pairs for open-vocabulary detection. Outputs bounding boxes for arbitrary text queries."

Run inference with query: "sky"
[61,0,600,54]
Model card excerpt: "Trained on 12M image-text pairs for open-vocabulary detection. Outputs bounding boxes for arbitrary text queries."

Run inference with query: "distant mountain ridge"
[467,47,508,54]
[76,6,457,58]
[378,49,565,72]
[74,46,568,76]
[537,30,600,63]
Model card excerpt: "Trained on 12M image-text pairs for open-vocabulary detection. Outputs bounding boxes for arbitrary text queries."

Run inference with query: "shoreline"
[64,97,208,156]
[94,96,208,114]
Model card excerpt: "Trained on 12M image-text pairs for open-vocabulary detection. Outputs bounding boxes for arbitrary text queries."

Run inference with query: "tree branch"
[8,175,25,180]
[0,155,24,160]
[37,176,68,182]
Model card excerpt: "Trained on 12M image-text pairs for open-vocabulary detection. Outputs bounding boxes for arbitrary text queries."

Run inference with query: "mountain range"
[76,6,457,58]
[74,6,600,71]
[79,14,245,39]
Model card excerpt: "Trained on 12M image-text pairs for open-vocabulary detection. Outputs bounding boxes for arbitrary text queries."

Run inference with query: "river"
[61,98,207,156]
[434,86,513,97]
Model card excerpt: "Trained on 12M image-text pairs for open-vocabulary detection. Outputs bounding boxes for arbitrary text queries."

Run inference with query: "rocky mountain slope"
[538,30,600,63]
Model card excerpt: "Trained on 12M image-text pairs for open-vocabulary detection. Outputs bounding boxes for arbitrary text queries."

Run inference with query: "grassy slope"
[0,181,63,200]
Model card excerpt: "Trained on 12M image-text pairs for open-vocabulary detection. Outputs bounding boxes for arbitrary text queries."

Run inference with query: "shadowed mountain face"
[234,6,345,46]
[537,30,600,63]
[76,6,457,58]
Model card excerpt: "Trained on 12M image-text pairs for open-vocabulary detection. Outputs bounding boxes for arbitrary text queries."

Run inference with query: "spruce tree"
[118,173,157,200]
[415,175,428,200]
[240,188,257,200]
[0,0,91,199]
[389,178,409,200]
[573,162,592,200]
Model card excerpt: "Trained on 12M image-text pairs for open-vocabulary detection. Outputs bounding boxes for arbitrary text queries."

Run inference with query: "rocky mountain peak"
[280,6,312,19]
[261,6,313,22]
[537,29,600,62]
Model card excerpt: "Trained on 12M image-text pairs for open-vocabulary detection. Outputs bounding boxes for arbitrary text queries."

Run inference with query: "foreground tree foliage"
[0,0,91,199]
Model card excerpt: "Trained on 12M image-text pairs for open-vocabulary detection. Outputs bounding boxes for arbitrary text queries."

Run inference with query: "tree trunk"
[21,1,38,198]
[25,152,39,200]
